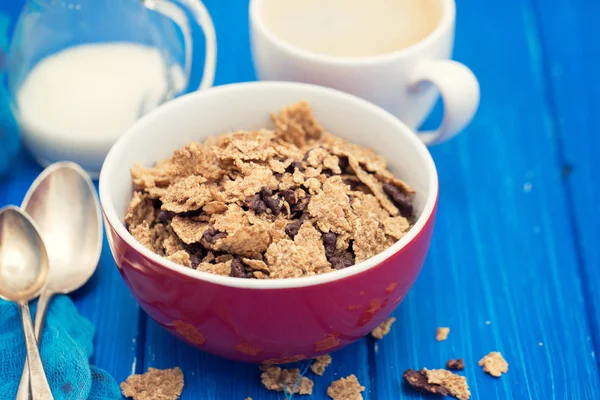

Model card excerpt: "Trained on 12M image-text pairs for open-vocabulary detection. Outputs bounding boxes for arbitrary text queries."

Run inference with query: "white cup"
[249,0,480,145]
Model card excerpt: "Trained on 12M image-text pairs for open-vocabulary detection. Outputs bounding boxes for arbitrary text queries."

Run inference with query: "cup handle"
[409,59,480,145]
[145,0,217,92]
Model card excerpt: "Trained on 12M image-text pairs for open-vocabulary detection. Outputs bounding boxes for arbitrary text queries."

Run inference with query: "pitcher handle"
[143,0,217,92]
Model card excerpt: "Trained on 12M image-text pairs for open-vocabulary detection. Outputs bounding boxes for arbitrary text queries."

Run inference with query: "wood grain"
[372,0,600,398]
[530,0,600,366]
[1,0,599,399]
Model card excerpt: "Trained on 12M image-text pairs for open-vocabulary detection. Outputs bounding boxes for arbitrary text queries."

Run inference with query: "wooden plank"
[530,0,600,361]
[371,0,600,399]
[144,318,372,399]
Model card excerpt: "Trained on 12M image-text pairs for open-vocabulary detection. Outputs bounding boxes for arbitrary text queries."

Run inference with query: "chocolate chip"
[151,198,163,209]
[446,358,464,371]
[203,226,228,243]
[343,178,363,191]
[157,210,176,223]
[382,183,414,218]
[322,168,334,177]
[282,189,297,206]
[190,252,203,268]
[286,161,305,173]
[322,232,337,255]
[260,186,273,197]
[183,242,204,255]
[231,257,248,278]
[329,252,354,270]
[322,234,354,270]
[246,194,266,214]
[292,195,310,212]
[338,156,349,172]
[403,369,448,397]
[263,195,281,216]
[285,219,304,239]
[180,209,204,218]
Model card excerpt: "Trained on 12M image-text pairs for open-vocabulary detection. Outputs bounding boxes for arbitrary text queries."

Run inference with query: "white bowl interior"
[100,82,438,288]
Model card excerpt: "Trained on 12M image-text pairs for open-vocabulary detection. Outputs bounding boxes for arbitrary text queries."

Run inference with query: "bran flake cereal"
[126,102,416,279]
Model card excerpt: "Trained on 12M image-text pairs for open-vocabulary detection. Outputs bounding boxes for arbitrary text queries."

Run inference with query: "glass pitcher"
[7,0,217,177]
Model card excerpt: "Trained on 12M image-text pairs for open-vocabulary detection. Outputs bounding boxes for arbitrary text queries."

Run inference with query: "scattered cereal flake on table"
[446,358,465,371]
[425,369,470,400]
[260,365,314,395]
[326,374,365,400]
[121,367,184,400]
[436,327,450,341]
[403,369,448,397]
[479,352,508,377]
[404,369,470,400]
[310,354,332,376]
[371,317,396,339]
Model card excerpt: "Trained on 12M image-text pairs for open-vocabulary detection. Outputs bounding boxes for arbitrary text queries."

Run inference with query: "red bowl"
[99,82,438,363]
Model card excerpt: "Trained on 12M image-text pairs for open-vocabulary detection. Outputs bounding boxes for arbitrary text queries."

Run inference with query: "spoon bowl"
[15,162,102,400]
[0,206,48,302]
[0,206,54,399]
[21,161,103,293]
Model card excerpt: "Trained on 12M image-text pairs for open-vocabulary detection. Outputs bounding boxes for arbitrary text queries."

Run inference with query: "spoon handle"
[18,303,54,400]
[16,291,53,400]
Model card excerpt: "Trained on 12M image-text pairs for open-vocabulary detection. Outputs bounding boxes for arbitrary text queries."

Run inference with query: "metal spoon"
[15,162,103,400]
[0,206,54,400]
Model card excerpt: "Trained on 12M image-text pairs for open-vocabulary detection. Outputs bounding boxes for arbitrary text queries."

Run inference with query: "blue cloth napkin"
[0,295,121,399]
[0,12,21,177]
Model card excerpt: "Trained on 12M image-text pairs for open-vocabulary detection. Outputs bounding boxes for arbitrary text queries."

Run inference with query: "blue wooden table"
[1,1,599,399]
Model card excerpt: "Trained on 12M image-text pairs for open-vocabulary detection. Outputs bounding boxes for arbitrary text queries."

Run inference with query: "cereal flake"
[371,317,396,339]
[326,374,365,400]
[260,365,314,395]
[161,175,211,213]
[436,327,450,341]
[272,101,323,148]
[310,354,332,376]
[425,369,471,400]
[121,367,184,400]
[479,352,508,377]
